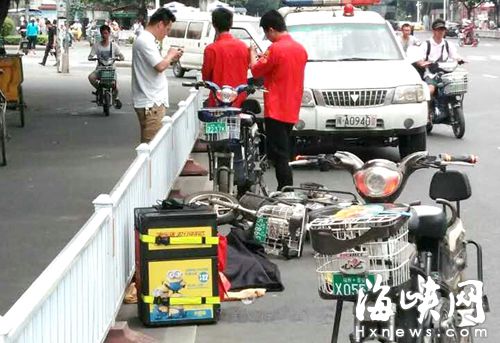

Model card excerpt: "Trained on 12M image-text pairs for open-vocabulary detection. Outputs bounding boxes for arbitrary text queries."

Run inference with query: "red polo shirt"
[202,32,249,107]
[251,33,308,124]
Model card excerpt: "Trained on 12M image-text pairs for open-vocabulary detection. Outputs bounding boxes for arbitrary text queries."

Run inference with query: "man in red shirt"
[202,8,249,107]
[250,10,307,191]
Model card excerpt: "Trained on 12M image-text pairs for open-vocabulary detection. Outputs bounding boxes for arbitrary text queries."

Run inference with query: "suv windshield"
[288,23,403,61]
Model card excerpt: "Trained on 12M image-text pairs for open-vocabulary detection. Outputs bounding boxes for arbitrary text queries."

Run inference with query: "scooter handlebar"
[439,153,478,164]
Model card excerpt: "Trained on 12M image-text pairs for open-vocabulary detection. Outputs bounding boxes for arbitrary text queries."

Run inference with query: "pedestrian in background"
[249,10,307,191]
[399,23,420,53]
[26,19,39,55]
[131,8,183,143]
[39,20,56,66]
[133,19,144,38]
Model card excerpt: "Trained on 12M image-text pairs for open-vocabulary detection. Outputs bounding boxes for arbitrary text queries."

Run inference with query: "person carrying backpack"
[414,18,464,97]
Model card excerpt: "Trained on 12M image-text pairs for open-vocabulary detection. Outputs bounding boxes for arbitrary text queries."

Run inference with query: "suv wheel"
[172,61,186,78]
[398,131,426,159]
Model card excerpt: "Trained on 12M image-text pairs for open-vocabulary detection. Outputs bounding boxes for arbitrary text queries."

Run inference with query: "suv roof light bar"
[282,0,381,6]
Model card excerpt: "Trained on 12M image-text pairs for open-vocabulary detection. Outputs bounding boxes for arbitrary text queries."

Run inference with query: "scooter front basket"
[441,70,468,95]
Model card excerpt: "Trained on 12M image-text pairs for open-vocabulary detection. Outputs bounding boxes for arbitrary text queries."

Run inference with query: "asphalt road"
[0,41,195,315]
[1,37,499,342]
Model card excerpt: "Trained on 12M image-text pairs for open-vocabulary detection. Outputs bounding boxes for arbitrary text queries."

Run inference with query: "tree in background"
[457,0,486,19]
[245,0,280,16]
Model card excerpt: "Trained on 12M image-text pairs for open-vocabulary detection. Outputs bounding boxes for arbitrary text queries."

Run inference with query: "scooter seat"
[408,205,448,239]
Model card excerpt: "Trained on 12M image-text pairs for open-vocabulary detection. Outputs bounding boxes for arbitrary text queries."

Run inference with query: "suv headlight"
[301,88,315,107]
[392,85,425,104]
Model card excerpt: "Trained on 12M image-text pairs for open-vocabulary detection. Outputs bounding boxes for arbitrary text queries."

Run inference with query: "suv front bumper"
[294,102,427,137]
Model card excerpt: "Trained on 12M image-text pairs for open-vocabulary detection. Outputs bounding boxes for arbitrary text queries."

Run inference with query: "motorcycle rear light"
[216,87,238,104]
[354,167,402,198]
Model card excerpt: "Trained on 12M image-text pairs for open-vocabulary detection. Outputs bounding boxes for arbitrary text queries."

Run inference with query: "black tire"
[103,91,111,116]
[217,169,230,194]
[172,61,185,78]
[185,191,238,225]
[452,107,465,139]
[426,121,433,134]
[398,131,427,159]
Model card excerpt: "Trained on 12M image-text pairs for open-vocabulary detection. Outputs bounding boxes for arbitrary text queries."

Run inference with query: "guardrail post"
[0,315,9,343]
[136,143,152,205]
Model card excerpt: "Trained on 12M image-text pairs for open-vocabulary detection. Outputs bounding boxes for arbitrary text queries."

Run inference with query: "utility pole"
[57,0,69,73]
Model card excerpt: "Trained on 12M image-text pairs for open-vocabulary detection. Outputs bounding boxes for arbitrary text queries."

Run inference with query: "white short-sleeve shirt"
[131,30,168,108]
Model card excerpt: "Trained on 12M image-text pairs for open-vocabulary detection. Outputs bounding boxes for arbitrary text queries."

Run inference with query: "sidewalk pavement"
[107,152,211,343]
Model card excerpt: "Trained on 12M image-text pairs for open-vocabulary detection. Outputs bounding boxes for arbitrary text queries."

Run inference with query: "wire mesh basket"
[309,205,414,299]
[441,70,468,95]
[98,67,116,85]
[198,109,241,142]
[253,203,307,258]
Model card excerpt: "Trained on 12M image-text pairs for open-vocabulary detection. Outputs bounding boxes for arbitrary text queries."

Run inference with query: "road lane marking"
[482,74,499,79]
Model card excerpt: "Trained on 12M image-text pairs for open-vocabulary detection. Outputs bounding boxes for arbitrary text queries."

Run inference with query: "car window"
[230,28,255,45]
[187,22,204,40]
[170,21,187,38]
[288,23,403,61]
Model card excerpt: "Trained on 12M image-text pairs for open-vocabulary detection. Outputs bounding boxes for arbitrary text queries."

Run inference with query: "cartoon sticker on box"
[152,270,187,320]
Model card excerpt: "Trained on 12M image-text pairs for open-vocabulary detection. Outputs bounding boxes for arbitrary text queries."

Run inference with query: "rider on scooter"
[88,24,125,109]
[414,19,464,121]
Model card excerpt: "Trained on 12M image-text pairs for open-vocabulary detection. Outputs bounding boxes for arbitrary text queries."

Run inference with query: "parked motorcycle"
[89,57,119,116]
[427,61,468,138]
[290,151,488,342]
[458,23,479,47]
[182,80,268,197]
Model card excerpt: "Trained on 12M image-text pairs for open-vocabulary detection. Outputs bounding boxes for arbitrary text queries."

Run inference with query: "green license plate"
[253,216,268,243]
[332,274,376,296]
[205,121,227,134]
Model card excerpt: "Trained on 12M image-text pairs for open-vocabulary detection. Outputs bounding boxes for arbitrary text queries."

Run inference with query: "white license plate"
[336,115,377,128]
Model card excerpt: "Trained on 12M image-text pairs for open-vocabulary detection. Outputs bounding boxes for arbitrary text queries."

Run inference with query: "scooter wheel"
[185,191,239,225]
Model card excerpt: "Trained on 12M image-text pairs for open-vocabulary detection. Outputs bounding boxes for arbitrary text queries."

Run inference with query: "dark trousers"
[27,36,36,50]
[41,44,53,65]
[265,117,294,191]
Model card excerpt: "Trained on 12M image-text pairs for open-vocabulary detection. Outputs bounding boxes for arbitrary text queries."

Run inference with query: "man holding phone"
[132,8,183,143]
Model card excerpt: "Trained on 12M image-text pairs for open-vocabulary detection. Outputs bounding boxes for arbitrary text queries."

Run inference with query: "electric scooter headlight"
[216,87,238,104]
[354,166,402,198]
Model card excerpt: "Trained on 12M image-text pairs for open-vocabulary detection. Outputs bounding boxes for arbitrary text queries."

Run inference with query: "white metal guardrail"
[0,88,202,343]
[476,30,500,39]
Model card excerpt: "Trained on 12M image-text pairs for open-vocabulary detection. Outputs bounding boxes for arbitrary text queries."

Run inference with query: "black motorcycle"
[89,57,119,116]
[182,80,267,197]
[291,151,488,342]
[427,61,467,138]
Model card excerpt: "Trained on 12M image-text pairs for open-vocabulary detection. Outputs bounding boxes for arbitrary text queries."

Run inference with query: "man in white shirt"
[398,23,420,53]
[131,8,183,143]
[415,18,463,97]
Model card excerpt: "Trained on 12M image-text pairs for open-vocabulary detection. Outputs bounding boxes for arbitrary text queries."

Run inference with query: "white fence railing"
[476,30,500,39]
[0,88,202,343]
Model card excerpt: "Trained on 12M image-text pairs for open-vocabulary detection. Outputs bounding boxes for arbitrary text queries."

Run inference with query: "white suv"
[280,5,429,158]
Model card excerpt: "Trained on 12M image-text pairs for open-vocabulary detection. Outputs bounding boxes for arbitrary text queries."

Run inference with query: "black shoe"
[92,91,97,96]
[114,99,122,109]
[38,62,45,66]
